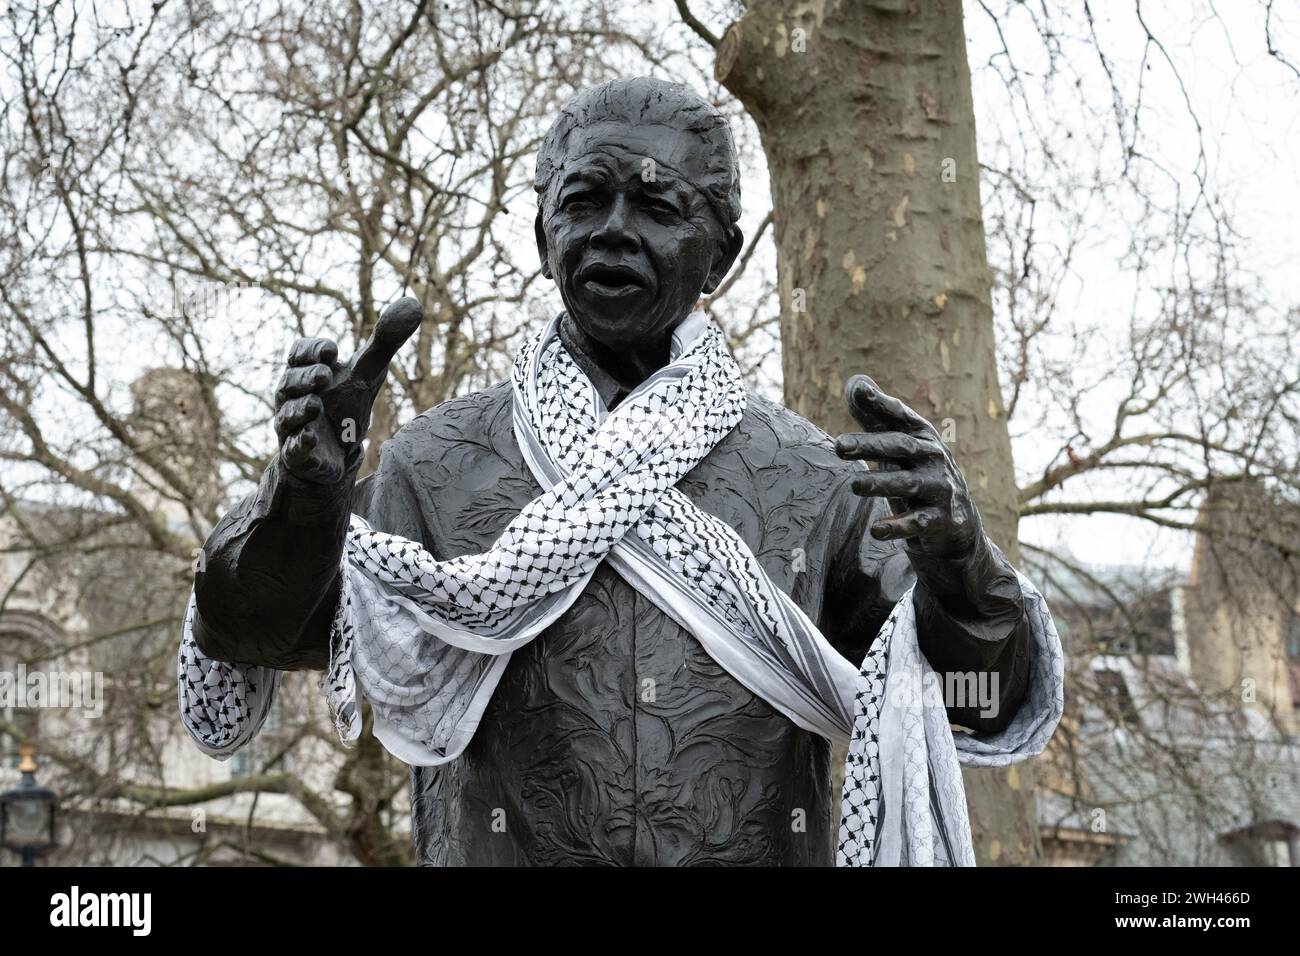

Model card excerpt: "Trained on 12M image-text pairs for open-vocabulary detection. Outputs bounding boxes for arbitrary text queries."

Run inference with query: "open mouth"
[578,263,647,298]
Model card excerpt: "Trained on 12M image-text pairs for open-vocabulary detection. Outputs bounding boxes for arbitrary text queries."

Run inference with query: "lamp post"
[0,744,59,866]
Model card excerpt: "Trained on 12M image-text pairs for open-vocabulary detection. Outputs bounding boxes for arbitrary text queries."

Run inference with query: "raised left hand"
[834,374,980,559]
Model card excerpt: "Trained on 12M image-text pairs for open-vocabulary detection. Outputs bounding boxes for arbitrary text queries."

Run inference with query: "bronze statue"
[186,77,1039,866]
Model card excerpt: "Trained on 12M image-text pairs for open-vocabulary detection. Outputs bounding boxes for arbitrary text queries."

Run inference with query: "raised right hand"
[273,297,422,484]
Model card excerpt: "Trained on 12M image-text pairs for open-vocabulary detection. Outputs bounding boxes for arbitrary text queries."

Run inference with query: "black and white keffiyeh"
[178,310,1064,866]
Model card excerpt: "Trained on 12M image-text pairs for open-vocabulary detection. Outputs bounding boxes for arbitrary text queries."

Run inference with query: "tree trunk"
[715,0,1040,865]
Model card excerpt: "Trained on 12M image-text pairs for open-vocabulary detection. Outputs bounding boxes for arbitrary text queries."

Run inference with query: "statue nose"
[589,195,640,253]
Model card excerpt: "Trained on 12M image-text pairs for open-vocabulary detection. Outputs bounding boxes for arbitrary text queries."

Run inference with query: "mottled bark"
[714,0,1039,865]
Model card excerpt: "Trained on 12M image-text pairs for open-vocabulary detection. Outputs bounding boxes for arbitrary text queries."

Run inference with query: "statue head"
[534,77,744,356]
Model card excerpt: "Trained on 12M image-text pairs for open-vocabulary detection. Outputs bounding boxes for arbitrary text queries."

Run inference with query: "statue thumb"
[353,296,423,390]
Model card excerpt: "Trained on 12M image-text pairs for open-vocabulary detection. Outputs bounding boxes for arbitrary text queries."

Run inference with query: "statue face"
[536,121,741,353]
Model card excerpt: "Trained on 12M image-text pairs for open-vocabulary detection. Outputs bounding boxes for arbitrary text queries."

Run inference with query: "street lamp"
[0,744,59,866]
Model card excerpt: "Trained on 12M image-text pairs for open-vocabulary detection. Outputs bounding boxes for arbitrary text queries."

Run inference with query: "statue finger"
[287,336,338,368]
[835,431,944,461]
[281,428,317,469]
[869,505,946,541]
[352,297,423,389]
[274,394,323,441]
[284,426,347,484]
[845,374,934,435]
[274,363,333,406]
[850,471,948,501]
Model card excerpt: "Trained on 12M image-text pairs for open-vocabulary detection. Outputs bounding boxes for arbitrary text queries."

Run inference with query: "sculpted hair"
[534,76,742,226]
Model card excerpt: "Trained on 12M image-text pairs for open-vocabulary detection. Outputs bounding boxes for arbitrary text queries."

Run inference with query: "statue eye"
[646,200,680,220]
[561,192,598,212]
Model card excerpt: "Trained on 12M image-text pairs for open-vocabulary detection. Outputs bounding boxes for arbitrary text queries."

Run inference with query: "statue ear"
[702,224,744,295]
[534,211,553,280]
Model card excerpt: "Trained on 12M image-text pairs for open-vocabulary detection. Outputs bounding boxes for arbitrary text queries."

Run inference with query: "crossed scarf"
[178,310,1064,866]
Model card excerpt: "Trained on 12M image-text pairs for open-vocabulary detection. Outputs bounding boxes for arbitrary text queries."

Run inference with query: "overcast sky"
[966,2,1299,573]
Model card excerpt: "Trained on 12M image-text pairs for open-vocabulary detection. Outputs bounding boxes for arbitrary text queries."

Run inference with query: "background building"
[1036,489,1300,865]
